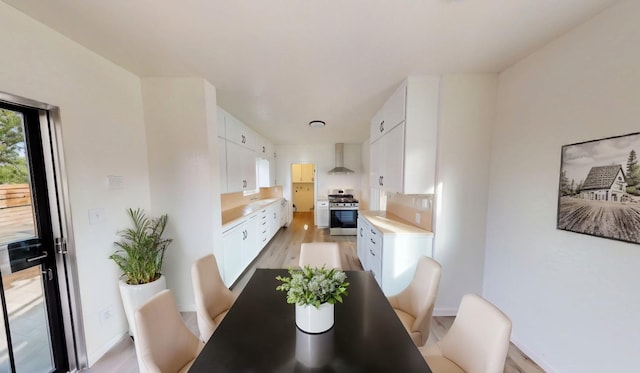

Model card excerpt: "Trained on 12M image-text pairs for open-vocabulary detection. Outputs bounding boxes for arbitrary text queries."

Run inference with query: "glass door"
[0,103,67,372]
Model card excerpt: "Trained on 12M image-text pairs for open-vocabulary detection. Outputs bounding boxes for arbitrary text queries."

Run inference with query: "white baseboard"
[511,334,557,373]
[433,307,457,316]
[87,331,128,368]
[178,303,196,312]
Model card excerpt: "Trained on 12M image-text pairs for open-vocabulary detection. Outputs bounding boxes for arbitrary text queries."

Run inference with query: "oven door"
[329,208,358,235]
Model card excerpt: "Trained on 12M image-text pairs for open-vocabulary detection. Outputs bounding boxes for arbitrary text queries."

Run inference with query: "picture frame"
[557,132,640,244]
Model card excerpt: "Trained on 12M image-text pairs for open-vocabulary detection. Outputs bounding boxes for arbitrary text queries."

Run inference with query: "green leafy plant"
[109,208,172,285]
[276,266,349,308]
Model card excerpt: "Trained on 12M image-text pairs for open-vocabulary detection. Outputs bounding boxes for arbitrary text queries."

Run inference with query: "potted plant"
[110,208,172,338]
[276,266,349,334]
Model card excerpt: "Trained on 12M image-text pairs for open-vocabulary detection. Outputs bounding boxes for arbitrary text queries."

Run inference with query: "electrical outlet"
[415,213,421,224]
[99,304,114,325]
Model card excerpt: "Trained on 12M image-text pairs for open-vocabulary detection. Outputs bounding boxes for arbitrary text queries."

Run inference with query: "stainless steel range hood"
[328,143,355,175]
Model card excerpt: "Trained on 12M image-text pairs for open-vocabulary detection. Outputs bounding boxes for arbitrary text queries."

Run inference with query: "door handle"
[26,251,48,262]
[42,268,53,281]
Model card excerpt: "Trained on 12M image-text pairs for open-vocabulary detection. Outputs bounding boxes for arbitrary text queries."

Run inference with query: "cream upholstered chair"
[299,242,342,269]
[387,256,441,346]
[191,254,235,342]
[419,293,512,373]
[134,290,204,373]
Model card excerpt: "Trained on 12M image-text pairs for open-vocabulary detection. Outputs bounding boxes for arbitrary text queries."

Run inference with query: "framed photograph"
[557,132,640,244]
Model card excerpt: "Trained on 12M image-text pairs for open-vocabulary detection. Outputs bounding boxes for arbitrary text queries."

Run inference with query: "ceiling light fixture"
[309,120,326,128]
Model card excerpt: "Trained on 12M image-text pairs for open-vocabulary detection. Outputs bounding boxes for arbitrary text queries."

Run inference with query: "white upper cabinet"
[226,141,257,192]
[292,164,314,183]
[217,105,278,193]
[225,111,256,151]
[370,81,407,144]
[370,123,404,194]
[369,77,440,195]
[255,135,274,159]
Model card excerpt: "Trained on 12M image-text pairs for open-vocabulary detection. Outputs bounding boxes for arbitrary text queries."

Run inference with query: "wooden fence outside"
[0,184,35,245]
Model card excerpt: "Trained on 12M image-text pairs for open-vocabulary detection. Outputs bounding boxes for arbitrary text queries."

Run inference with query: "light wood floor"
[86,212,544,372]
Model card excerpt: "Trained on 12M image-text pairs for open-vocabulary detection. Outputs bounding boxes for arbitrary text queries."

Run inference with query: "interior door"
[0,102,68,372]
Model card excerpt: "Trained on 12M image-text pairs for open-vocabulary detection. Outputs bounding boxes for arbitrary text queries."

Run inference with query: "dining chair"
[134,289,204,373]
[419,293,512,373]
[191,254,235,342]
[299,242,342,269]
[387,256,441,346]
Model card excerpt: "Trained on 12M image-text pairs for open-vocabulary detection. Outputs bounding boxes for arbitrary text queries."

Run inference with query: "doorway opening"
[0,94,84,372]
[291,163,315,214]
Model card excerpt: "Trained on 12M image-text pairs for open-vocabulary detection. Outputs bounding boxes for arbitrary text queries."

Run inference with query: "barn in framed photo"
[557,132,640,244]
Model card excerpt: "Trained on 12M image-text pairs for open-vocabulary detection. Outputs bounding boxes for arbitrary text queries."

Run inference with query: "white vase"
[118,275,167,338]
[295,303,334,334]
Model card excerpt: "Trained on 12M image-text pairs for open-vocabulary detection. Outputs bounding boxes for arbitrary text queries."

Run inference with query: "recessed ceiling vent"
[328,143,355,175]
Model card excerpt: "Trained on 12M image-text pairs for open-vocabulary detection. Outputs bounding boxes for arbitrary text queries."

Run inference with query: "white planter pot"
[295,303,334,334]
[118,275,167,338]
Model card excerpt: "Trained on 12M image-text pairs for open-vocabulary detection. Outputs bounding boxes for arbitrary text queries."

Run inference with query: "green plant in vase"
[276,266,350,307]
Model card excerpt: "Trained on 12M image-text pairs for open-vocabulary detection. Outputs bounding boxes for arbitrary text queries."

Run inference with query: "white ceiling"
[3,0,618,145]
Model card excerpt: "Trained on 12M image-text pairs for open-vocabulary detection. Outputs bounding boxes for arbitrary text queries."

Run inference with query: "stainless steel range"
[328,189,359,236]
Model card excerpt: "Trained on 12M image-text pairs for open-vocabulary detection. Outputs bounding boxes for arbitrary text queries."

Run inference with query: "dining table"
[189,268,432,372]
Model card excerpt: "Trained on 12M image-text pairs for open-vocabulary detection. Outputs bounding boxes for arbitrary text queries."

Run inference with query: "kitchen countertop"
[359,210,434,235]
[222,198,282,230]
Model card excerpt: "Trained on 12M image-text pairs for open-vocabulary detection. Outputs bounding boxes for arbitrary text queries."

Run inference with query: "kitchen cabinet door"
[279,199,288,227]
[226,140,257,192]
[225,112,255,150]
[370,138,382,188]
[291,164,301,182]
[381,122,405,194]
[370,122,404,194]
[370,81,406,144]
[301,164,314,182]
[368,77,439,195]
[357,217,370,270]
[268,204,279,238]
[269,159,276,186]
[222,222,246,287]
[255,134,273,158]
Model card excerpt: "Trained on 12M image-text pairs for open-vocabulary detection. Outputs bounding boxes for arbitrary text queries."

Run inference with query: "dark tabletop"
[189,269,431,372]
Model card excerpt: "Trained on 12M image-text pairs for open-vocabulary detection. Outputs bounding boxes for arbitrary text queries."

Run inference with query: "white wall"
[433,75,497,313]
[0,2,151,365]
[275,143,363,208]
[141,78,223,311]
[485,1,640,371]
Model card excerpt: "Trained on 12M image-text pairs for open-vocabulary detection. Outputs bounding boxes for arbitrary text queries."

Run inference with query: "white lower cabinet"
[222,199,286,287]
[257,207,270,249]
[222,216,257,287]
[357,213,433,296]
[357,216,370,270]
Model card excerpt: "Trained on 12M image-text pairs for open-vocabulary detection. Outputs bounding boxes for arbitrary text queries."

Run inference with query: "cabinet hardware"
[380,176,384,186]
[380,120,384,132]
[241,134,246,144]
[262,146,265,153]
